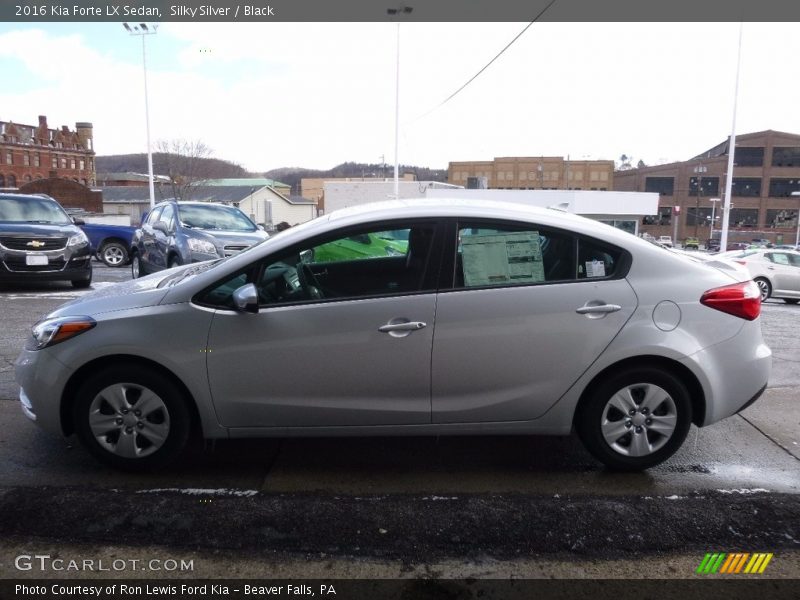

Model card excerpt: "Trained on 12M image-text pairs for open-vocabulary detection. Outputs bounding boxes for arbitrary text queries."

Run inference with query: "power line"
[416,0,559,120]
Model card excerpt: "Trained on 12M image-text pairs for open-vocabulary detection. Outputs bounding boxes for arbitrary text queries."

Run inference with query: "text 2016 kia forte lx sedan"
[15,199,771,471]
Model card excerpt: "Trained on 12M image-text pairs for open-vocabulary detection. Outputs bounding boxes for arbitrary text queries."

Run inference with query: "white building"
[323,180,461,214]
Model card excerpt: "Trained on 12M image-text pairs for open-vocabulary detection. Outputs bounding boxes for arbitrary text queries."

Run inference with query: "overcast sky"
[0,22,795,173]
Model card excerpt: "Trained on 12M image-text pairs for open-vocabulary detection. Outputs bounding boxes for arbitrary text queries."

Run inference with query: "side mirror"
[232,283,259,314]
[72,217,85,226]
[299,249,314,264]
[152,221,168,234]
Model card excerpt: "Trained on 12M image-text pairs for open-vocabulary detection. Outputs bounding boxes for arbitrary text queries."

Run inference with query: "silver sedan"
[725,248,800,303]
[15,199,771,471]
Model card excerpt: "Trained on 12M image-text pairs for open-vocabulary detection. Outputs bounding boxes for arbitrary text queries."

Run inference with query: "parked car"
[16,199,770,472]
[683,237,699,250]
[80,222,137,267]
[657,235,673,247]
[705,238,721,252]
[727,248,800,303]
[129,201,269,278]
[727,242,750,251]
[0,193,92,288]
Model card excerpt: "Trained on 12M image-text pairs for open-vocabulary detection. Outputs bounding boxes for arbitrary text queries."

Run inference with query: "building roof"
[100,186,171,203]
[193,178,290,188]
[188,185,270,203]
[287,195,316,205]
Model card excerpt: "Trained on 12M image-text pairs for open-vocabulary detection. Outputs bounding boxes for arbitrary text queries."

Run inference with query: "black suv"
[0,193,92,287]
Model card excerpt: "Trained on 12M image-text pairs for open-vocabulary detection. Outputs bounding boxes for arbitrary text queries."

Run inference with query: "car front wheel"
[73,365,191,470]
[131,253,145,278]
[576,367,692,471]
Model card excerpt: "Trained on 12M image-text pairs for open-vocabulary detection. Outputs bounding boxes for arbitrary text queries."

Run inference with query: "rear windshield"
[0,196,71,225]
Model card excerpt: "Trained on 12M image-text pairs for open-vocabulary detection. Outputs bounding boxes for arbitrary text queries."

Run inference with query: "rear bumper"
[681,320,772,426]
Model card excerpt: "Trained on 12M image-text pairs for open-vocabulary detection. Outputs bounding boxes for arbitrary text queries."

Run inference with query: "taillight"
[700,280,761,320]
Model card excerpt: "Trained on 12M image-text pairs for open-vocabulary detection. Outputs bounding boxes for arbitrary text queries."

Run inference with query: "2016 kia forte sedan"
[15,200,771,471]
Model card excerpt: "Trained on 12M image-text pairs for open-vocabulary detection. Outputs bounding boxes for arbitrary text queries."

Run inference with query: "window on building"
[686,207,715,227]
[731,177,761,197]
[600,172,609,181]
[5,151,12,165]
[734,147,764,167]
[768,178,800,197]
[765,209,799,229]
[7,174,16,187]
[643,206,672,226]
[34,153,40,167]
[70,158,76,169]
[645,177,674,196]
[51,156,58,168]
[60,157,67,169]
[688,176,720,197]
[23,152,30,166]
[771,147,800,167]
[79,159,85,170]
[590,171,600,181]
[729,208,759,228]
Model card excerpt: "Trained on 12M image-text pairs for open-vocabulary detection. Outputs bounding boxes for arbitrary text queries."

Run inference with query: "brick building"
[0,115,96,189]
[614,130,800,244]
[448,157,615,191]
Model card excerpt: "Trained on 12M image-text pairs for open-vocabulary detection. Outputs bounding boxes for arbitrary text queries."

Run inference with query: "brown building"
[614,130,800,245]
[0,115,96,189]
[448,157,615,191]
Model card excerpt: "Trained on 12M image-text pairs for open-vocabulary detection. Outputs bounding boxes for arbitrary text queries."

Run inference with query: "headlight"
[188,238,218,255]
[30,316,96,350]
[67,231,89,247]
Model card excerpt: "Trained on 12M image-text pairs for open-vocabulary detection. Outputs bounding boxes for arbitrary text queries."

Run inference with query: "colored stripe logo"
[696,552,773,574]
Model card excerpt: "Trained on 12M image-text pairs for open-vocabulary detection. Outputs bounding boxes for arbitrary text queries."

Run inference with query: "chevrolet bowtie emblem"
[26,240,46,248]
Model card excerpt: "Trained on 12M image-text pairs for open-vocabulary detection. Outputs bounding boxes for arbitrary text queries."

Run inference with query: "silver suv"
[130,200,268,277]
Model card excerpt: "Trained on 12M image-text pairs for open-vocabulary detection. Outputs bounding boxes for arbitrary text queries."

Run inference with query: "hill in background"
[96,155,448,196]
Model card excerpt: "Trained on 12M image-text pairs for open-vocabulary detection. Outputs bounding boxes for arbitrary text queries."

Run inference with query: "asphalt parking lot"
[0,262,798,580]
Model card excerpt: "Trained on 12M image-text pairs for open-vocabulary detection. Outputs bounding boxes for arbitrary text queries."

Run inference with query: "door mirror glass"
[152,221,168,234]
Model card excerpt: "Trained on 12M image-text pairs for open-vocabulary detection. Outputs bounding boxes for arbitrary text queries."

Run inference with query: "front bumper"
[0,245,91,282]
[15,346,75,436]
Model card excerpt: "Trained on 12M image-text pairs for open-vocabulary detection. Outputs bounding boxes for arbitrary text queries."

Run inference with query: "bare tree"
[155,139,214,201]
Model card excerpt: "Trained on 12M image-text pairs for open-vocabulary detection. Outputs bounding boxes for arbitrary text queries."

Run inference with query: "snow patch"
[716,488,770,494]
[137,488,259,497]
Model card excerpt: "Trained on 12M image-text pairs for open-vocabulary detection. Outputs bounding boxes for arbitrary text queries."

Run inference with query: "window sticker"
[585,259,606,278]
[461,232,544,287]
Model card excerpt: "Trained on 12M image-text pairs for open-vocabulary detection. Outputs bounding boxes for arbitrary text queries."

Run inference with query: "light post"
[387,5,413,200]
[791,191,800,248]
[693,164,707,238]
[124,22,158,211]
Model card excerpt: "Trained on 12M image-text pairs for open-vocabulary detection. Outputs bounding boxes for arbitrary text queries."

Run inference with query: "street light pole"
[693,164,707,239]
[124,22,158,211]
[387,5,413,200]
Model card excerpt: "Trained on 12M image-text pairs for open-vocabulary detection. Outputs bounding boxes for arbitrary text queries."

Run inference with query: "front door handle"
[575,304,622,315]
[378,321,427,333]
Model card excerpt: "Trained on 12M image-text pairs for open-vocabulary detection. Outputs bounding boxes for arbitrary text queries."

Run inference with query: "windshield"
[0,196,72,224]
[177,204,257,232]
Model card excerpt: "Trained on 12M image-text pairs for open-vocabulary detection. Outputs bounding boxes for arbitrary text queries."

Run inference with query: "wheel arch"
[573,355,706,428]
[60,355,201,437]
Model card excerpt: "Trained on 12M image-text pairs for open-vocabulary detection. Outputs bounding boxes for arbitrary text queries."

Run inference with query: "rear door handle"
[379,321,427,333]
[575,304,622,315]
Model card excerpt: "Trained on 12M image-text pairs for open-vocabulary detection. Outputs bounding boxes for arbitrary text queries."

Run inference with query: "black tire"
[99,241,129,267]
[71,271,92,289]
[575,367,692,471]
[131,253,145,278]
[784,298,799,305]
[72,365,191,471]
[754,277,771,302]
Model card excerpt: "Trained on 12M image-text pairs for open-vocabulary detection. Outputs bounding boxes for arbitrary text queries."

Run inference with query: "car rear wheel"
[99,241,129,267]
[73,365,191,471]
[576,367,692,471]
[754,277,771,302]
